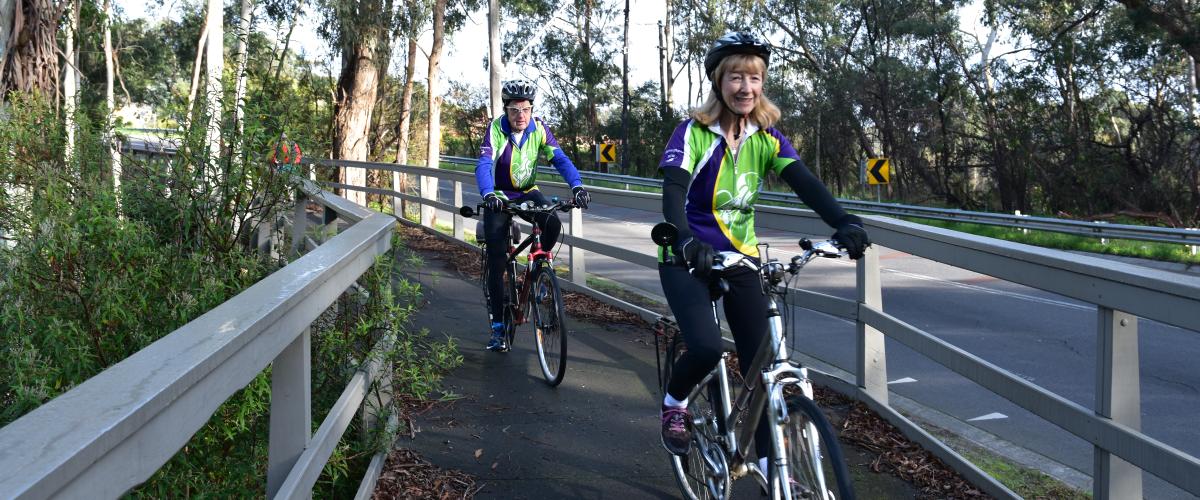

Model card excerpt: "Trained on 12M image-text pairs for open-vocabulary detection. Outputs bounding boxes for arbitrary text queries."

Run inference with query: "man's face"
[505,99,533,132]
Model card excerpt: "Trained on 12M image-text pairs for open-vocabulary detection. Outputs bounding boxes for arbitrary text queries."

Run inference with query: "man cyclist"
[656,31,870,474]
[476,78,591,352]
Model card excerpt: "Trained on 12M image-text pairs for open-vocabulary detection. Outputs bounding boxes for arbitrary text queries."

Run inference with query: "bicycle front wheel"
[530,263,567,386]
[773,394,854,500]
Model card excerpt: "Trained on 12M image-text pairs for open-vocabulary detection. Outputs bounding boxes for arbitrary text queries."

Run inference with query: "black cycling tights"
[482,191,561,323]
[660,261,772,457]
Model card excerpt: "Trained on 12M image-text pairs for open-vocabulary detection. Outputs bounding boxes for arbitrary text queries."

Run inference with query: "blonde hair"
[691,53,781,128]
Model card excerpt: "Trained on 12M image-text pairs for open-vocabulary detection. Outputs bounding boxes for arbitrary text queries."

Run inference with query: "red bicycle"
[459,199,578,386]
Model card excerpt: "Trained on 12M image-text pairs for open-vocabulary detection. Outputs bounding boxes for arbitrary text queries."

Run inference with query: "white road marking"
[967,412,1008,422]
[888,377,918,385]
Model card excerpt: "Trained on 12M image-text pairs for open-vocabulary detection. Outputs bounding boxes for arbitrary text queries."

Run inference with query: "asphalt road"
[432,179,1200,498]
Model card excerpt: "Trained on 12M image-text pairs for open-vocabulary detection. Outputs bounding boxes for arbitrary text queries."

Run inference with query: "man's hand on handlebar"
[483,193,506,212]
[572,186,591,209]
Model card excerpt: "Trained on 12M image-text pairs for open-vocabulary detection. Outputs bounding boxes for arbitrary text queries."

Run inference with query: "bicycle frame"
[686,252,831,500]
[499,215,555,326]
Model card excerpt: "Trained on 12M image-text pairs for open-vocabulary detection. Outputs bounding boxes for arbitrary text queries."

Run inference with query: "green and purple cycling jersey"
[659,118,800,258]
[476,115,582,201]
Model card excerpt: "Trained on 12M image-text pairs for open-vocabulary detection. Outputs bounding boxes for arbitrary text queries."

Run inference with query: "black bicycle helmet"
[501,79,537,103]
[704,31,771,79]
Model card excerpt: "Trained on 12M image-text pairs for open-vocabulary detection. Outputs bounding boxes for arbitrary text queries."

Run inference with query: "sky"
[117,0,1004,111]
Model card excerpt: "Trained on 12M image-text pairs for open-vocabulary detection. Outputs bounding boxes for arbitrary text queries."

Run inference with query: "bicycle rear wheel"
[772,394,854,500]
[669,377,731,500]
[530,263,567,386]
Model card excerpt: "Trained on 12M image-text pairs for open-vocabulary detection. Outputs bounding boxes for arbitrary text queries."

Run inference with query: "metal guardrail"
[317,158,1200,499]
[440,155,1200,248]
[0,171,397,498]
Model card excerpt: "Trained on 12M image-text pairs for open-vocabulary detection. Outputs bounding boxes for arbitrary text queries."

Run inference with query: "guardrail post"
[453,181,464,241]
[569,206,585,285]
[1188,228,1198,255]
[291,193,307,257]
[268,328,312,498]
[1095,307,1142,500]
[856,247,889,404]
[420,175,435,227]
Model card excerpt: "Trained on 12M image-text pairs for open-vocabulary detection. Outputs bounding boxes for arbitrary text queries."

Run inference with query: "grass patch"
[960,447,1090,499]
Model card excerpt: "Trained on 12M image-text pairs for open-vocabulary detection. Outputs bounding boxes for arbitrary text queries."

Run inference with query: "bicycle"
[459,198,579,386]
[651,222,856,500]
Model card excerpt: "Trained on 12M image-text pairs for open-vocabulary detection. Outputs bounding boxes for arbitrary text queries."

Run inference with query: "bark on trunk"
[1,0,61,100]
[63,0,77,154]
[487,0,501,116]
[393,36,416,217]
[423,0,446,226]
[333,39,381,207]
[204,0,223,181]
[233,0,252,157]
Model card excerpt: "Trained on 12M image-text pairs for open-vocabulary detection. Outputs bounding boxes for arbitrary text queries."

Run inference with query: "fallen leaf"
[473,448,482,459]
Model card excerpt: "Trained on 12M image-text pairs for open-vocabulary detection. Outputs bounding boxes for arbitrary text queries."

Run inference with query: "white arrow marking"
[967,412,1008,422]
[888,377,917,385]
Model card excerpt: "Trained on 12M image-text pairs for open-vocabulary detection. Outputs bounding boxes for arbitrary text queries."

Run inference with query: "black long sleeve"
[779,159,853,228]
[662,167,694,242]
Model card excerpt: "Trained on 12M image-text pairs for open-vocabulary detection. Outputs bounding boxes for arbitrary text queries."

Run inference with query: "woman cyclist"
[656,31,871,474]
[476,78,591,352]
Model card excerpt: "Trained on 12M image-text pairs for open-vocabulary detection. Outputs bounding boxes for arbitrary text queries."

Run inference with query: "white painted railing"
[0,181,396,499]
[315,158,1200,500]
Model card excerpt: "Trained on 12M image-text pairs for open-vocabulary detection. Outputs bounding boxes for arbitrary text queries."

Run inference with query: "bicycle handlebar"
[459,198,580,219]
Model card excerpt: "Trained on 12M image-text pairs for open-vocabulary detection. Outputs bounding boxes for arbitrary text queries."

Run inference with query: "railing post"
[856,246,888,404]
[453,181,464,241]
[268,329,312,498]
[420,175,434,227]
[1094,307,1142,500]
[569,206,585,286]
[291,193,307,257]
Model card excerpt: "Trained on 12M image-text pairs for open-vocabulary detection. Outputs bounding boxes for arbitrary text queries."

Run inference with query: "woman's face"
[720,67,762,116]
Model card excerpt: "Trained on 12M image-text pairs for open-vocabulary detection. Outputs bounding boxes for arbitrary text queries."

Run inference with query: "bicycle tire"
[772,394,855,500]
[531,262,568,386]
[503,260,518,346]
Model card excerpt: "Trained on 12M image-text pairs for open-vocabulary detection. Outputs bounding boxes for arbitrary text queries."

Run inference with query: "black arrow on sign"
[869,159,888,183]
[602,145,616,162]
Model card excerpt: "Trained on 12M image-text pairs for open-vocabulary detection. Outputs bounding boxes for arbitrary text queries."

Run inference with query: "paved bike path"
[394,248,915,498]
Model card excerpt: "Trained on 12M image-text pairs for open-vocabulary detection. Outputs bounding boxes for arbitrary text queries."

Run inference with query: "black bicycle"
[652,222,856,500]
[459,199,578,386]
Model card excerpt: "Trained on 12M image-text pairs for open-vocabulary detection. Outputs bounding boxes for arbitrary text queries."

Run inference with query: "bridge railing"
[0,178,397,499]
[453,155,1200,249]
[315,158,1200,499]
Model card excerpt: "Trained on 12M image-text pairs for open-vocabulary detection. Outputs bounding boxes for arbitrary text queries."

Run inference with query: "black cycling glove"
[832,214,871,259]
[572,186,591,209]
[483,193,505,212]
[677,236,715,278]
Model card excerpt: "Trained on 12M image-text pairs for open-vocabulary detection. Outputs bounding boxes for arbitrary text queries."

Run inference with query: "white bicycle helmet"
[501,79,537,103]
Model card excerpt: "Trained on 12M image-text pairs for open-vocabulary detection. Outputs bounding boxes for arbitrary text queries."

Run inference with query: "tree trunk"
[423,0,446,226]
[63,0,77,156]
[393,36,417,217]
[657,21,666,118]
[233,0,252,158]
[104,0,120,201]
[185,16,209,127]
[273,10,296,80]
[620,0,629,172]
[663,0,673,109]
[487,0,501,116]
[0,0,60,101]
[333,39,381,207]
[204,0,223,182]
